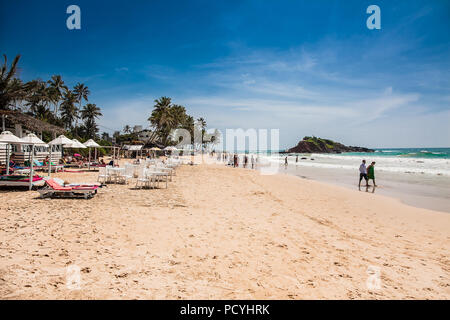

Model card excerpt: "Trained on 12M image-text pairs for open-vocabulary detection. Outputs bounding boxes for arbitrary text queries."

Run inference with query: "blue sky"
[1,0,449,148]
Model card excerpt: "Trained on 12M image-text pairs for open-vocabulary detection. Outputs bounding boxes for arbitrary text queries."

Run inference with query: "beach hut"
[21,133,47,190]
[0,131,26,175]
[84,139,100,170]
[48,135,74,176]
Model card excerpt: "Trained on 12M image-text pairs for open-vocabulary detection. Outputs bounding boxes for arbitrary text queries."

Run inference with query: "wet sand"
[281,163,450,213]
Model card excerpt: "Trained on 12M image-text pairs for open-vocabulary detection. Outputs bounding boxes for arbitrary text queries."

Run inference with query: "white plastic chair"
[98,166,109,183]
[135,166,150,189]
[118,164,134,184]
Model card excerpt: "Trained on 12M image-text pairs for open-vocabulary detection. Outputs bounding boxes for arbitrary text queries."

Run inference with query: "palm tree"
[195,117,207,151]
[123,125,131,134]
[81,103,102,120]
[47,75,67,115]
[81,103,102,139]
[101,132,110,141]
[148,97,178,145]
[0,54,25,109]
[60,90,78,129]
[73,83,90,133]
[24,80,52,116]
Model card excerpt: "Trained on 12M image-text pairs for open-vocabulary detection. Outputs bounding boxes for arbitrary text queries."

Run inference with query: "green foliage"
[1,53,103,142]
[303,136,336,149]
[148,97,198,146]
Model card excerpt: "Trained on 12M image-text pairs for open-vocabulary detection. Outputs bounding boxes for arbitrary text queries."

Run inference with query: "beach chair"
[97,166,109,183]
[117,164,134,184]
[147,167,169,188]
[135,166,150,189]
[38,178,98,199]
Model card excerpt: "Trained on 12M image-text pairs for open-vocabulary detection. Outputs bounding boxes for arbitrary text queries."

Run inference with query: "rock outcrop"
[285,136,374,154]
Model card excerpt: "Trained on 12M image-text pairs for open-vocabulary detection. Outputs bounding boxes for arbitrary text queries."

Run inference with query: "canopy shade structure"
[0,131,26,175]
[47,135,73,176]
[123,145,143,151]
[83,139,100,170]
[0,131,26,144]
[48,135,73,146]
[21,133,47,146]
[149,147,161,151]
[83,139,100,148]
[67,139,87,149]
[21,133,47,190]
[164,146,178,151]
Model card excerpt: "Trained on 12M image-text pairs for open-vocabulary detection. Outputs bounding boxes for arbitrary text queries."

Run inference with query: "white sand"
[0,162,449,299]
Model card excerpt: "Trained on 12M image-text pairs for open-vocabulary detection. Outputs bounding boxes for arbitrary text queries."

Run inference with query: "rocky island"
[285,136,374,154]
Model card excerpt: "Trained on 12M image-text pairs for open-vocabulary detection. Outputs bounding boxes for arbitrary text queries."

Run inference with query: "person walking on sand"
[367,161,377,187]
[251,155,255,169]
[359,160,369,188]
[244,155,248,168]
[284,156,288,169]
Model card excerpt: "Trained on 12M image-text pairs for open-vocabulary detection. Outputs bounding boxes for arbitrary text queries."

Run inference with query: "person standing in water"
[284,156,288,169]
[367,161,377,187]
[359,160,368,188]
[296,155,298,163]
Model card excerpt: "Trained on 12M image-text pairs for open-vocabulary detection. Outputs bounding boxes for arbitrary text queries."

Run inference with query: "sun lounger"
[38,178,99,199]
[0,175,45,187]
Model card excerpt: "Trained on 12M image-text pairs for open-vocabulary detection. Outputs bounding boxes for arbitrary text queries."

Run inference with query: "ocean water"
[255,148,450,177]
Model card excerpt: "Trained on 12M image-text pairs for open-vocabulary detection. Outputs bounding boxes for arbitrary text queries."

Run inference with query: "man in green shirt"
[367,161,376,187]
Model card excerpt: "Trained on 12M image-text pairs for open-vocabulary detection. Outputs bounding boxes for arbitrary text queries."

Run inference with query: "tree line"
[0,54,102,140]
[1,54,218,148]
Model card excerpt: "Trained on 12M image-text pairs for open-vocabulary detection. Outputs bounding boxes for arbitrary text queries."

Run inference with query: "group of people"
[214,152,258,169]
[359,159,376,188]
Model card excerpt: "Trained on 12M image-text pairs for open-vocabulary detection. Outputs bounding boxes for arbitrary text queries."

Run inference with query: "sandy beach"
[0,160,449,299]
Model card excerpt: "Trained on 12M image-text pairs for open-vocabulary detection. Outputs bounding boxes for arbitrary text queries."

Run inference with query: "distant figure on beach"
[233,154,238,168]
[359,160,369,188]
[367,161,377,187]
[296,155,298,163]
[284,156,288,169]
[251,155,255,169]
[244,155,248,168]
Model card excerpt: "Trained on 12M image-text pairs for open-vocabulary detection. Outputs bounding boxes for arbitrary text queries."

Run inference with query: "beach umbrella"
[0,131,26,175]
[83,139,100,148]
[22,133,47,190]
[48,135,73,176]
[83,139,100,170]
[67,139,87,149]
[163,146,178,151]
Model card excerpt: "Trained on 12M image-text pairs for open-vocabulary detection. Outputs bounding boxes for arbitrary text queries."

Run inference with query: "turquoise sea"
[345,148,450,159]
